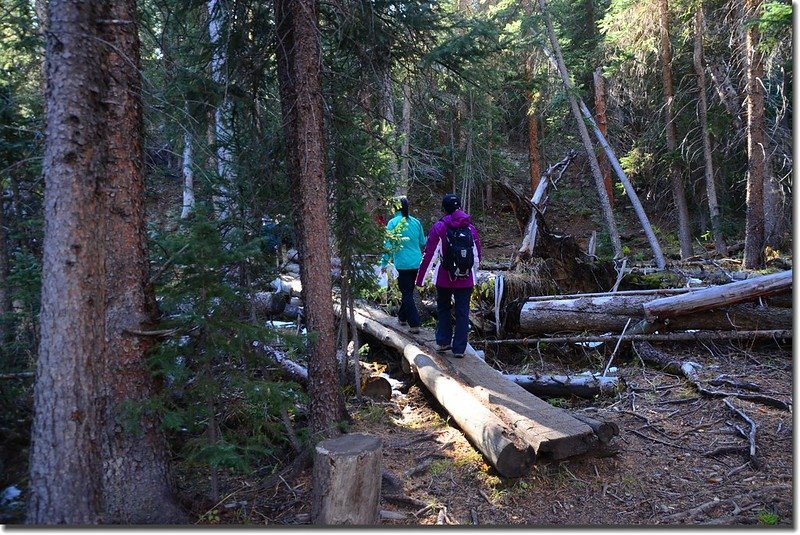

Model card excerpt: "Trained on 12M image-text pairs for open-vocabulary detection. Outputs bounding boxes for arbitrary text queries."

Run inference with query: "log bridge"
[344,300,611,478]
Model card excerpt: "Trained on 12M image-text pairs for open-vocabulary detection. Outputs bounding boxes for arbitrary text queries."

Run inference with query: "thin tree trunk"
[275,0,344,436]
[707,56,744,133]
[398,83,411,195]
[693,7,726,256]
[527,86,541,195]
[593,68,613,206]
[380,66,399,181]
[659,0,693,259]
[742,0,766,268]
[208,0,234,219]
[181,112,195,219]
[537,0,623,260]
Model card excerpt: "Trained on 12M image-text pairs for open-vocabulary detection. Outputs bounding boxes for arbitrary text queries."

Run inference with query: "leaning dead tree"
[516,151,576,260]
[537,0,622,260]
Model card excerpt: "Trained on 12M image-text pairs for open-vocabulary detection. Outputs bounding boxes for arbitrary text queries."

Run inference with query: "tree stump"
[312,433,382,525]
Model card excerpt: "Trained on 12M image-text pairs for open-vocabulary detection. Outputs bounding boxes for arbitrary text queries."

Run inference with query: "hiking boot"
[398,320,408,326]
[451,353,464,358]
[436,344,452,352]
[409,326,420,334]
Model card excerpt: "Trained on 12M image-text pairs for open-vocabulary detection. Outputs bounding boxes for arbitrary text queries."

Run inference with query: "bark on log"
[503,373,621,398]
[517,294,791,334]
[643,270,792,321]
[312,433,382,525]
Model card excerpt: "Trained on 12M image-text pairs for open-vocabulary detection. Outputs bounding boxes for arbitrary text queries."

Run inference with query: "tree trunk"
[99,0,184,522]
[28,3,106,522]
[659,0,693,259]
[706,56,743,133]
[180,109,195,219]
[642,269,791,320]
[29,0,181,524]
[207,0,234,219]
[503,373,620,399]
[593,68,614,207]
[275,0,344,436]
[693,8,726,256]
[380,66,398,181]
[538,0,623,260]
[742,0,766,269]
[516,280,792,334]
[398,83,411,195]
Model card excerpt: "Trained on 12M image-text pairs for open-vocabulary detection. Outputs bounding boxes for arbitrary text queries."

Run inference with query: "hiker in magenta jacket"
[415,194,482,357]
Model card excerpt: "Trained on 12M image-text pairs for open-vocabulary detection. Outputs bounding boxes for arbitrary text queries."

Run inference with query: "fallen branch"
[660,485,790,523]
[722,398,759,468]
[635,342,790,411]
[0,371,34,380]
[484,330,791,346]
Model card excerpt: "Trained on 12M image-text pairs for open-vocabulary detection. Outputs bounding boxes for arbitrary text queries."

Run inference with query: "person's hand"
[380,265,387,274]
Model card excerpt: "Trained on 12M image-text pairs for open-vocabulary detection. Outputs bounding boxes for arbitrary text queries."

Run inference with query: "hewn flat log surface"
[346,301,597,475]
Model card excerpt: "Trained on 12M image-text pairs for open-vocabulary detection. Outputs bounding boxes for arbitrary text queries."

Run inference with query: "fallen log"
[643,269,792,321]
[502,373,621,398]
[517,295,791,334]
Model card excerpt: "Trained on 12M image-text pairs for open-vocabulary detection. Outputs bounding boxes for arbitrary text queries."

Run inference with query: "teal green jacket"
[381,212,426,270]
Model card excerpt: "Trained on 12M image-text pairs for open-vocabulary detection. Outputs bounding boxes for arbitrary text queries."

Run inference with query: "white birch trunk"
[180,124,195,219]
[208,0,234,219]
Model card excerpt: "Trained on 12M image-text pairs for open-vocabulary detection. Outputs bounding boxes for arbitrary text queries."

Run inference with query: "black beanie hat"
[441,193,460,214]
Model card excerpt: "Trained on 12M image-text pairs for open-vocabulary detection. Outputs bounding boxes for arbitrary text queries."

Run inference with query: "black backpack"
[443,226,474,279]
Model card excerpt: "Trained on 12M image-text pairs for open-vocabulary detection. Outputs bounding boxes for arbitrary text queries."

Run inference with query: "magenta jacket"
[415,209,482,289]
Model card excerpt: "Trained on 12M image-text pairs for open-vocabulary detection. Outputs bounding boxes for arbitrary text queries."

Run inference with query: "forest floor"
[182,152,793,527]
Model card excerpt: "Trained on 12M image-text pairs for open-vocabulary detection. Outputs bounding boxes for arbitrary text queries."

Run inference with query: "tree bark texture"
[538,0,623,260]
[29,0,181,524]
[99,0,185,521]
[693,7,726,256]
[180,111,195,219]
[207,0,234,218]
[592,68,613,207]
[642,269,791,321]
[517,286,791,334]
[275,0,343,436]
[742,0,766,269]
[312,433,382,525]
[659,0,693,259]
[28,3,107,522]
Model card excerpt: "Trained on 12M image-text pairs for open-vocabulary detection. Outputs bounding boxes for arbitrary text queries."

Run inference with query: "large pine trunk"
[99,0,185,522]
[743,0,766,269]
[28,0,181,524]
[275,0,343,435]
[28,3,107,521]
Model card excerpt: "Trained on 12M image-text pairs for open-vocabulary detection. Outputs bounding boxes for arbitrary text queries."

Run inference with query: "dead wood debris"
[634,341,790,411]
[659,484,790,523]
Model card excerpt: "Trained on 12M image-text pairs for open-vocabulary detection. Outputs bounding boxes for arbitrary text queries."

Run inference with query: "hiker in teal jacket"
[381,197,426,333]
